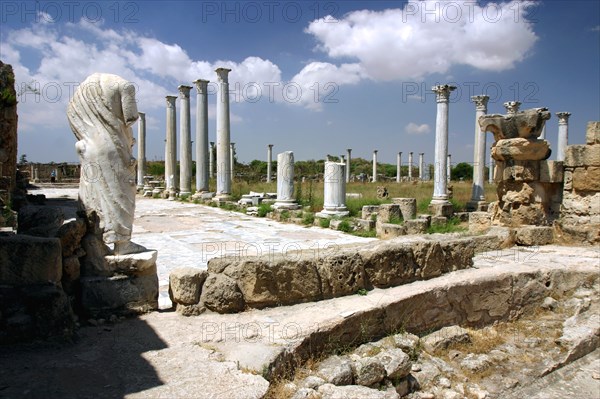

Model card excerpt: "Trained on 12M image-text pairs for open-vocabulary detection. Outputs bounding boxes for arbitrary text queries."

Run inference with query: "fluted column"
[419,153,424,181]
[136,112,146,190]
[372,150,378,182]
[489,146,494,184]
[215,67,232,200]
[430,84,456,205]
[178,85,192,196]
[194,79,210,192]
[469,95,489,207]
[346,149,352,183]
[209,141,215,179]
[503,101,521,115]
[273,151,298,209]
[408,152,413,181]
[447,154,451,184]
[165,95,178,196]
[230,142,235,181]
[540,125,547,140]
[556,112,571,162]
[267,144,274,183]
[396,152,402,182]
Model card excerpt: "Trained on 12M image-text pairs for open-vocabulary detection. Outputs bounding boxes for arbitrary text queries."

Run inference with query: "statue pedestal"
[81,250,158,317]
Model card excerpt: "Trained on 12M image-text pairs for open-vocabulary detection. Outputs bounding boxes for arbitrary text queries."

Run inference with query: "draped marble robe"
[67,73,144,255]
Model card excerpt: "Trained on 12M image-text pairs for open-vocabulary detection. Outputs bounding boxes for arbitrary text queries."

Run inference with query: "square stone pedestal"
[428,202,453,217]
[466,200,488,212]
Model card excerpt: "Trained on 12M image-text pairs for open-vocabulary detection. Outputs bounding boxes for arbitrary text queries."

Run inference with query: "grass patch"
[280,210,290,221]
[319,217,331,228]
[302,212,315,225]
[257,203,272,217]
[338,219,353,233]
[357,288,369,296]
[351,229,377,238]
[426,217,466,234]
[389,214,403,225]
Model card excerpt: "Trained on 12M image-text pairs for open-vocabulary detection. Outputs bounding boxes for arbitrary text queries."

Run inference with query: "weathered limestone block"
[377,223,406,239]
[374,348,412,380]
[80,269,158,316]
[564,144,600,167]
[220,257,322,308]
[351,357,386,387]
[105,250,158,277]
[377,204,401,223]
[199,273,245,313]
[539,160,564,183]
[428,202,453,217]
[516,226,554,246]
[440,239,475,272]
[80,234,110,276]
[422,325,470,353]
[356,219,375,231]
[468,212,491,234]
[317,384,397,399]
[412,241,445,279]
[572,166,600,191]
[0,235,62,284]
[392,198,417,220]
[17,205,64,237]
[492,138,551,161]
[479,108,551,141]
[404,219,429,235]
[361,242,416,288]
[168,267,207,305]
[62,255,81,282]
[499,160,540,182]
[316,356,354,385]
[317,252,366,299]
[56,218,86,257]
[586,121,600,145]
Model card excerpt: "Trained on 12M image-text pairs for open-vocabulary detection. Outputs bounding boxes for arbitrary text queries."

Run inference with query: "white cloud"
[305,0,538,81]
[405,122,431,135]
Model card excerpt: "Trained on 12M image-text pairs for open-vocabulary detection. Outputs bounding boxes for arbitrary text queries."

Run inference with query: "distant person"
[50,170,56,183]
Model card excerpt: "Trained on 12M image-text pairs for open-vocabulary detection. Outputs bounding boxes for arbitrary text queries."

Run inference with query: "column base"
[179,191,192,197]
[316,208,349,218]
[272,200,300,210]
[213,194,232,203]
[428,200,453,217]
[466,200,488,212]
[192,191,215,201]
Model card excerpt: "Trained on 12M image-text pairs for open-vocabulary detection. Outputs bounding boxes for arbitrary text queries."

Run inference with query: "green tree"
[451,162,473,181]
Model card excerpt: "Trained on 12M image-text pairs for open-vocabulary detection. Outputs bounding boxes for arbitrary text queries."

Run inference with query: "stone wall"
[557,121,600,244]
[0,61,18,209]
[169,233,509,315]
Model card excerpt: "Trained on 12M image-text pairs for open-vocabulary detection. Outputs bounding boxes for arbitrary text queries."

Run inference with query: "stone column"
[447,154,452,183]
[215,68,232,200]
[396,152,402,182]
[178,85,192,196]
[316,162,349,218]
[273,151,299,209]
[429,84,456,214]
[503,101,521,115]
[267,144,274,183]
[419,153,424,181]
[488,146,494,184]
[209,141,215,179]
[372,150,378,182]
[468,95,489,209]
[346,148,352,183]
[194,79,210,192]
[556,112,571,162]
[408,152,413,181]
[165,95,178,197]
[136,112,146,191]
[340,155,345,164]
[230,142,235,181]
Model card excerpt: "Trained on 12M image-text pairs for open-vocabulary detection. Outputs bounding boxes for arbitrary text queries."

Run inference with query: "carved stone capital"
[503,101,521,115]
[556,112,571,124]
[432,84,456,103]
[166,95,177,108]
[471,95,489,112]
[138,112,145,121]
[215,67,232,83]
[178,85,192,98]
[193,79,210,94]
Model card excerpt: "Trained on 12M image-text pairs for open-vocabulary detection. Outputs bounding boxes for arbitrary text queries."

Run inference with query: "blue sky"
[1,0,599,166]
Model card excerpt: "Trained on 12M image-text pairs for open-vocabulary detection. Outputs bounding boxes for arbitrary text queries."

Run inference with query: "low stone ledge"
[516,226,554,246]
[0,235,62,285]
[377,223,406,239]
[168,267,207,306]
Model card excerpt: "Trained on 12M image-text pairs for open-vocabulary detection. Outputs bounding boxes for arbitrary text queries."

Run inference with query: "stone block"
[564,144,600,167]
[516,226,554,246]
[56,218,86,257]
[376,204,401,223]
[392,198,417,220]
[501,160,540,182]
[492,138,551,161]
[422,325,470,353]
[199,273,245,313]
[404,219,429,235]
[493,161,504,182]
[317,252,366,299]
[356,219,375,231]
[0,235,62,285]
[80,269,158,316]
[168,267,207,305]
[539,160,564,183]
[361,242,416,288]
[105,250,158,277]
[431,216,447,226]
[572,166,600,191]
[428,202,453,217]
[17,205,64,237]
[377,223,406,239]
[586,121,600,145]
[469,212,492,234]
[412,241,445,279]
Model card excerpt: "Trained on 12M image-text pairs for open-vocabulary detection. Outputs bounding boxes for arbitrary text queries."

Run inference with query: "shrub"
[319,217,331,228]
[302,212,315,225]
[258,203,272,217]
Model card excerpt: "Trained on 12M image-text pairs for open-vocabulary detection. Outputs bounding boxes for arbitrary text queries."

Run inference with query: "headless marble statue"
[67,73,145,255]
